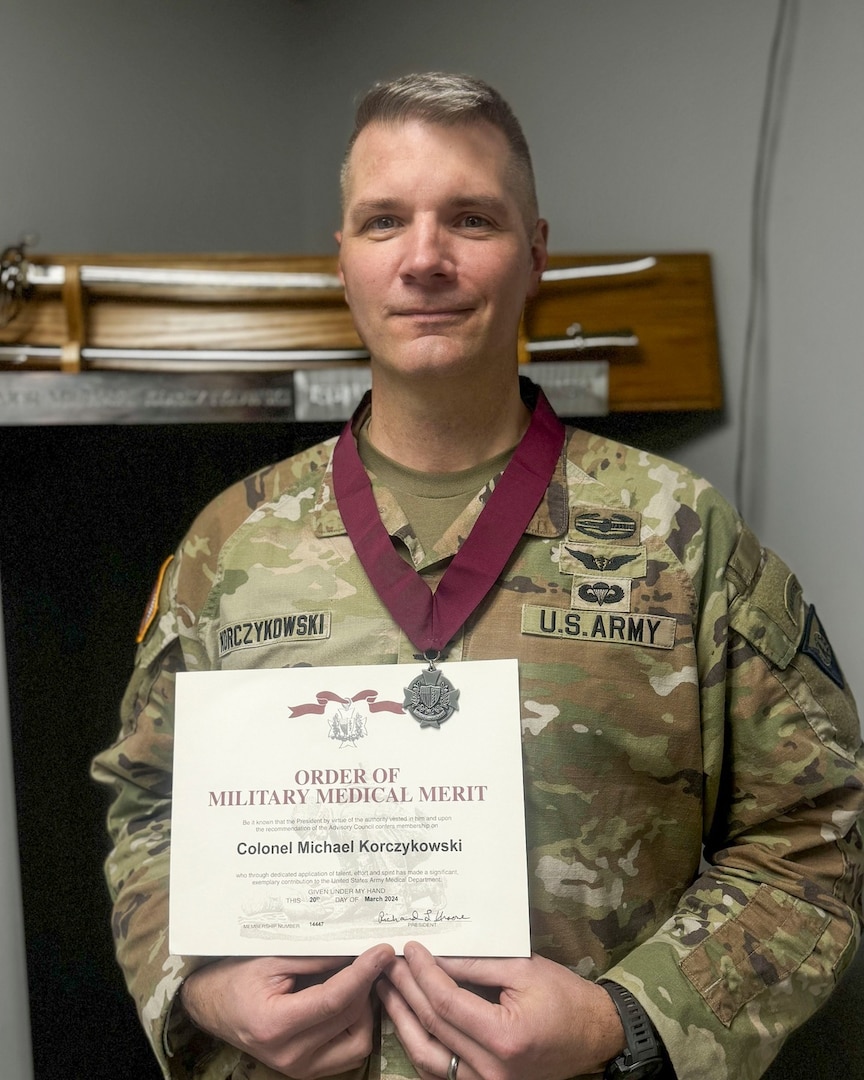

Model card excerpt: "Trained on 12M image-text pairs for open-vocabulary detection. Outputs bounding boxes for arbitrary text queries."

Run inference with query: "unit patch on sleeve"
[218,611,331,659]
[136,554,174,644]
[800,605,845,689]
[521,605,676,649]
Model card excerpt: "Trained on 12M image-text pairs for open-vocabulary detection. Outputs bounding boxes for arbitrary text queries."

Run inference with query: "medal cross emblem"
[403,668,460,728]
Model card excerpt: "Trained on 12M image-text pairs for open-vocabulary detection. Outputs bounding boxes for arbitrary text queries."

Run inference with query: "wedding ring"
[447,1054,460,1080]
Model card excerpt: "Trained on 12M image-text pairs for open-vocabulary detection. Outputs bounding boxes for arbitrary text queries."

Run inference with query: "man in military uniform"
[92,72,864,1080]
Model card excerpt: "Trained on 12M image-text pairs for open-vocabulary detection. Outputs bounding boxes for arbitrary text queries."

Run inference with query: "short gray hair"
[341,72,539,228]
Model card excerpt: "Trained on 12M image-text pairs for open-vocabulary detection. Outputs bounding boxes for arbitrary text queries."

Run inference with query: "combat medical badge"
[571,510,641,542]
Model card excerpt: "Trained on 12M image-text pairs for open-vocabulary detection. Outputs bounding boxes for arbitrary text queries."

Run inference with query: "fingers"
[382,945,504,1080]
[399,942,501,1020]
[378,979,468,1080]
[181,947,396,1079]
[273,948,395,1077]
[267,945,396,1035]
[432,952,513,991]
[240,954,356,994]
[383,947,621,1080]
[266,992,377,1079]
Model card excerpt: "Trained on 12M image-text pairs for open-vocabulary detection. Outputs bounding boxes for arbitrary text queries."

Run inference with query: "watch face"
[606,1057,665,1080]
[606,1059,662,1080]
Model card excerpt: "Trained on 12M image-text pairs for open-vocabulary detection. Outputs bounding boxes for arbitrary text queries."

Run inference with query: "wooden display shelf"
[0,251,722,413]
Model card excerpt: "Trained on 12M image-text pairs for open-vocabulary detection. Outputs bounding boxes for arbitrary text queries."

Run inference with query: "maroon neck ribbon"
[332,384,566,657]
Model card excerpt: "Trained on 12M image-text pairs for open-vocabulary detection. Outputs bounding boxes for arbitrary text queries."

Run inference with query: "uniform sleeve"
[91,535,370,1080]
[602,520,864,1080]
[91,553,229,1078]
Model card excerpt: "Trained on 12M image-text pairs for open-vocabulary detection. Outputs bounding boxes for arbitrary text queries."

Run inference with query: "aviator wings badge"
[403,665,460,728]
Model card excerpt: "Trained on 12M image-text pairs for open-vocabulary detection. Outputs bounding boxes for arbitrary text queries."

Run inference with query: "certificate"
[169,660,530,957]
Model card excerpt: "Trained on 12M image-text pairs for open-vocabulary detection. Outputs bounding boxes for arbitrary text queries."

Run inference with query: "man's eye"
[369,216,397,231]
[461,214,491,229]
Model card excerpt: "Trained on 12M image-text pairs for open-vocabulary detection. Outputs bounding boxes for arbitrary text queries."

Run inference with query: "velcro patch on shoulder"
[728,548,804,668]
[800,604,846,689]
[680,885,831,1027]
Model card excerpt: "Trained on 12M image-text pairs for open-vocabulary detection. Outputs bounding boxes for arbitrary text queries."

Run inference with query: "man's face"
[337,119,547,387]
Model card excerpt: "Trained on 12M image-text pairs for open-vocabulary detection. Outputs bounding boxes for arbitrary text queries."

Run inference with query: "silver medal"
[403,655,460,728]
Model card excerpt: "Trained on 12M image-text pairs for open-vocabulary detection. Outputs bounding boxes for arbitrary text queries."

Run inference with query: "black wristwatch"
[598,980,669,1079]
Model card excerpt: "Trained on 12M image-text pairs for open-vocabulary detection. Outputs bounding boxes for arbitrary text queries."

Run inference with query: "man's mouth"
[394,307,471,319]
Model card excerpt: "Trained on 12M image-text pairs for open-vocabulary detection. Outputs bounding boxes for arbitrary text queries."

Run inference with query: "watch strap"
[598,980,669,1079]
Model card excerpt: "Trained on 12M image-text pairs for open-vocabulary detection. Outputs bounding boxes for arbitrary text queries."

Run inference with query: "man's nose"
[399,222,456,284]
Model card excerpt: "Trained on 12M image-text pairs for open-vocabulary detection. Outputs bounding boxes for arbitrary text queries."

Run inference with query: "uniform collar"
[312,380,571,547]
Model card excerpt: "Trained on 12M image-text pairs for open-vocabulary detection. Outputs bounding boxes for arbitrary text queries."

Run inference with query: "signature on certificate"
[377,909,470,924]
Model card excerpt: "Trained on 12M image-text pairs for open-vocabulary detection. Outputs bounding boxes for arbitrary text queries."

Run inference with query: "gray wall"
[2,1,862,1074]
[2,1,860,703]
[0,576,33,1078]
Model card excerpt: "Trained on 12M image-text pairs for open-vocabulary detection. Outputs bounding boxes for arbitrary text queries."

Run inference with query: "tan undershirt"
[357,420,515,558]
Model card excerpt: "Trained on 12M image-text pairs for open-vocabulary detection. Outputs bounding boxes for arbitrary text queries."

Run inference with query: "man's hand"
[180,945,395,1078]
[378,942,625,1080]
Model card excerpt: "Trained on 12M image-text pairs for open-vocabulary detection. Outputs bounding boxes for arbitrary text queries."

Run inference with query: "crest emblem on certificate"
[328,703,368,747]
[403,668,460,728]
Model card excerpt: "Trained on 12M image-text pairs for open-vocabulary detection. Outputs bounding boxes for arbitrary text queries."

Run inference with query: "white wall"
[1,0,862,1068]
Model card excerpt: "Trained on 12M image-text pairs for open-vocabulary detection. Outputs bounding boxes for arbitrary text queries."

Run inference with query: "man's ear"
[334,230,345,285]
[527,218,549,298]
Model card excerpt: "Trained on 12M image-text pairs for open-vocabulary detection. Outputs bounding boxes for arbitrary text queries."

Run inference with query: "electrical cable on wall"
[735,0,800,516]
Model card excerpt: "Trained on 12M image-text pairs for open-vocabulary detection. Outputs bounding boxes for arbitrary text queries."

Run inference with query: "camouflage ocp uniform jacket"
[92,392,864,1080]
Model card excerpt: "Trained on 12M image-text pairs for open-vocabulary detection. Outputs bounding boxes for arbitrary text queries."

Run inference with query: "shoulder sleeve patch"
[800,604,846,690]
[136,555,175,644]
